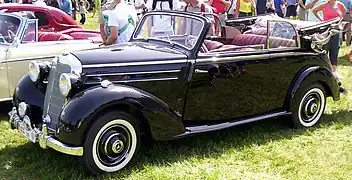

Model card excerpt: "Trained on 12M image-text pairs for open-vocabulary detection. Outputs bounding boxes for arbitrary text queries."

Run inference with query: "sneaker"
[333,72,342,79]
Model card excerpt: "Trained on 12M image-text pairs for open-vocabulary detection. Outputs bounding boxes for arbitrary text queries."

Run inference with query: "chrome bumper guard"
[8,108,83,156]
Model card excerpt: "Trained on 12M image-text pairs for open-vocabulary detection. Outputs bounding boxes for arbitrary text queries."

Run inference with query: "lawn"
[0,15,351,179]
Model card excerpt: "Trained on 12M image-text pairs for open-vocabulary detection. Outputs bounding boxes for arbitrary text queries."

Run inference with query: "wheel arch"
[56,84,186,146]
[284,66,340,112]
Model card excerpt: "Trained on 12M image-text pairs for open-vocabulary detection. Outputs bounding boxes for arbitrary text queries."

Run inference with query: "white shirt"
[103,2,137,44]
[127,0,146,14]
[146,0,181,34]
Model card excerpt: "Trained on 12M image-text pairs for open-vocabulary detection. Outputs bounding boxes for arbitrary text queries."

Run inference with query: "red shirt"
[212,0,228,14]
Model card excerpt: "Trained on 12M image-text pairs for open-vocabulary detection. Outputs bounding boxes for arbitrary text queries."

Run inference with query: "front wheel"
[291,83,327,128]
[82,111,140,175]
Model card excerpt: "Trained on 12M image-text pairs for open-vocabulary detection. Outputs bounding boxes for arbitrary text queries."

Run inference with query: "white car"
[0,12,100,102]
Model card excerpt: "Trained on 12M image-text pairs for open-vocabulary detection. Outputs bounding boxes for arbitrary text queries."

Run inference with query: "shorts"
[286,5,297,17]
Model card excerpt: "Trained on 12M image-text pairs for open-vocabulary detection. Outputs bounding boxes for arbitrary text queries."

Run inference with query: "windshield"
[0,14,21,44]
[133,13,205,49]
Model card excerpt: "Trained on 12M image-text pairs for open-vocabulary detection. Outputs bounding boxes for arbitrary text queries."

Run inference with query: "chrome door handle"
[194,69,208,73]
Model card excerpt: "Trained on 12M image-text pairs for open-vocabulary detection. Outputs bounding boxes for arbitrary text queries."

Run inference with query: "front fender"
[12,74,45,125]
[56,84,186,146]
[284,66,340,111]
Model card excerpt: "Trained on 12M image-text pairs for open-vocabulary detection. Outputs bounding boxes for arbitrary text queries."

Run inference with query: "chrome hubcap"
[112,140,124,154]
[97,125,131,167]
[300,92,322,123]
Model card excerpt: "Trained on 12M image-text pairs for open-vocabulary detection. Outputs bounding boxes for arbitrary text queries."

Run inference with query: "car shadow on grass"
[0,109,351,179]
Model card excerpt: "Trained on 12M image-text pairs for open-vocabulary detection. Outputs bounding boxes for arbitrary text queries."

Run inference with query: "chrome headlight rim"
[59,73,72,97]
[28,61,40,82]
[18,102,27,118]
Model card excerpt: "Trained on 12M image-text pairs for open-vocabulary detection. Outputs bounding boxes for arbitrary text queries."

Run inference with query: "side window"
[22,20,37,43]
[267,21,298,49]
[34,12,49,27]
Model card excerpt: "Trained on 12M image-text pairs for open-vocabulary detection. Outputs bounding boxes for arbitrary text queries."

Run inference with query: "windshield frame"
[131,11,209,52]
[0,12,26,46]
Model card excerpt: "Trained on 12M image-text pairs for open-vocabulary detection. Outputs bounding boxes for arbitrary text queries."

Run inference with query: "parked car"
[0,4,101,40]
[0,12,100,102]
[8,11,344,174]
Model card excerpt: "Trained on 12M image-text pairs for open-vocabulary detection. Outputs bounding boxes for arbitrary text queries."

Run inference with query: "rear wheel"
[291,83,327,128]
[82,111,140,175]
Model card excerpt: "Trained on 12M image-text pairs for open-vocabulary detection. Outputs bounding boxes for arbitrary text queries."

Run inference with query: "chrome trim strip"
[82,59,188,68]
[197,52,316,63]
[173,111,290,138]
[86,77,179,84]
[85,70,181,77]
[1,55,56,63]
[197,54,269,63]
[0,97,12,102]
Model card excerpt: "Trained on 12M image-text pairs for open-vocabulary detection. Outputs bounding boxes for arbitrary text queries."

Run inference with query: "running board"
[172,111,291,139]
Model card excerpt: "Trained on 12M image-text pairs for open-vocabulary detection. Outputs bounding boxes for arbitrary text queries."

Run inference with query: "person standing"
[182,0,215,34]
[297,0,307,20]
[286,0,298,19]
[98,0,117,43]
[146,0,181,36]
[256,0,268,15]
[235,0,255,17]
[312,0,346,77]
[208,0,230,34]
[59,0,73,16]
[266,0,276,13]
[102,0,137,45]
[274,0,285,17]
[339,0,352,46]
[79,0,88,24]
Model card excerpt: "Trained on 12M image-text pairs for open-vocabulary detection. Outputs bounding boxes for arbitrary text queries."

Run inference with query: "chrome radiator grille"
[42,60,71,131]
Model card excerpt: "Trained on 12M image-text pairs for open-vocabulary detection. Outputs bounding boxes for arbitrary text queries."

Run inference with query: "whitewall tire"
[83,111,140,175]
[291,84,327,128]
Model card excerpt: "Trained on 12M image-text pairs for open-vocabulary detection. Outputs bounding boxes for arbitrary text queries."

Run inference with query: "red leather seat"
[69,32,101,40]
[38,32,74,42]
[203,40,224,51]
[232,34,267,46]
[232,34,296,48]
[243,28,267,35]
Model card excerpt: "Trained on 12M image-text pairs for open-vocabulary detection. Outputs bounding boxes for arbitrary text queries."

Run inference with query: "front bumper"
[8,108,83,156]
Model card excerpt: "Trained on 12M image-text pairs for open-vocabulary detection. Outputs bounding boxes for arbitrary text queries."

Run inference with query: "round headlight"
[18,102,27,118]
[59,73,72,96]
[28,61,40,82]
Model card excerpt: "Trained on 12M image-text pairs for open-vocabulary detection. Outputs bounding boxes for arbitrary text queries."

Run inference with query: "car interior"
[199,15,298,54]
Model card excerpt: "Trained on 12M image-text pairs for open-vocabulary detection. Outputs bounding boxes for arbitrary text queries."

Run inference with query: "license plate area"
[17,122,37,143]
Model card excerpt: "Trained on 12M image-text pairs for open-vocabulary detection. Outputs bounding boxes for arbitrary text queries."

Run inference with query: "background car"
[0,4,101,40]
[0,12,100,102]
[8,11,344,175]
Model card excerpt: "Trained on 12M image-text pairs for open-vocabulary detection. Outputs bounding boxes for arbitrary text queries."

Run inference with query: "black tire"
[82,111,141,175]
[291,83,327,128]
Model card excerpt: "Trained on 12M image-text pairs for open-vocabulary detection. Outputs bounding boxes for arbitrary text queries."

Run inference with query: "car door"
[0,47,9,100]
[183,49,272,123]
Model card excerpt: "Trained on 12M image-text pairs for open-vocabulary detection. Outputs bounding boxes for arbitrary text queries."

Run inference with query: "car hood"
[71,42,187,66]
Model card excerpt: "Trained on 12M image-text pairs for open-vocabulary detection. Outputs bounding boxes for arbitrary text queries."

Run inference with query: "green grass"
[0,14,351,179]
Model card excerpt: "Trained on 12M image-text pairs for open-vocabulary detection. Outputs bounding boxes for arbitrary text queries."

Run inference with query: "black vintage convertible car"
[8,11,344,174]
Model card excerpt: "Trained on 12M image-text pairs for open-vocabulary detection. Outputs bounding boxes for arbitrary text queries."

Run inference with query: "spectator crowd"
[0,0,351,77]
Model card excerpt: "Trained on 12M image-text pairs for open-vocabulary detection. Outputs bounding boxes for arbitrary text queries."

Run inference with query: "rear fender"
[56,84,186,146]
[284,66,340,111]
